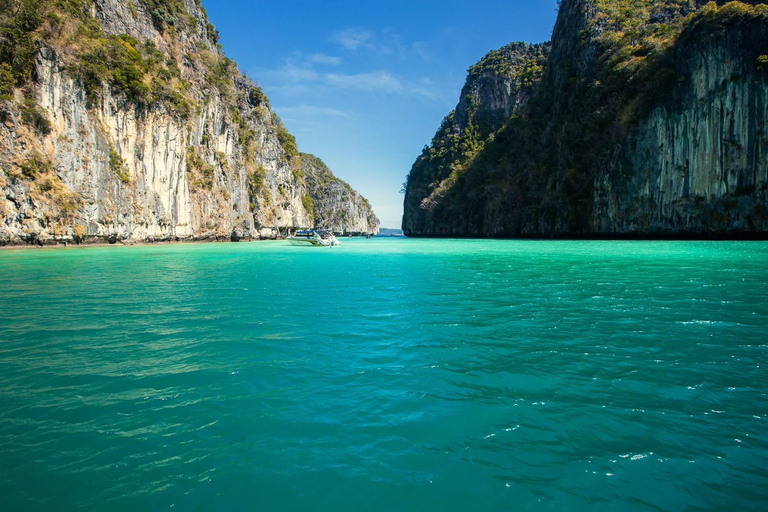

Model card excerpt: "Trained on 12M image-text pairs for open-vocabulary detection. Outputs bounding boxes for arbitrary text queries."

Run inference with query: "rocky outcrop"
[594,9,768,234]
[455,42,550,133]
[402,42,549,235]
[301,154,379,235]
[402,0,768,238]
[0,0,376,245]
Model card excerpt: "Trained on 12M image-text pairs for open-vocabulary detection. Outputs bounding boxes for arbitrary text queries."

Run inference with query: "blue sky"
[204,1,560,228]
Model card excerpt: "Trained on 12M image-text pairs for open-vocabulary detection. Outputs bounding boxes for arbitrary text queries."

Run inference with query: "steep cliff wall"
[402,0,768,238]
[301,154,379,235]
[594,5,768,234]
[402,42,549,235]
[0,0,376,245]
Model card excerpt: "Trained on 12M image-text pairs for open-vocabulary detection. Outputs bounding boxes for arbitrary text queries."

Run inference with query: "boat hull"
[286,230,341,247]
[287,238,325,246]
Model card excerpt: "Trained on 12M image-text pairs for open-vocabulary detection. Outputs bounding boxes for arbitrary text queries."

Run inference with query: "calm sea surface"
[0,239,766,511]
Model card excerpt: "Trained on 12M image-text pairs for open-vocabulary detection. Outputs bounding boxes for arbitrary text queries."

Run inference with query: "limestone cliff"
[594,5,768,233]
[301,154,379,235]
[402,43,549,235]
[402,0,768,238]
[0,0,376,245]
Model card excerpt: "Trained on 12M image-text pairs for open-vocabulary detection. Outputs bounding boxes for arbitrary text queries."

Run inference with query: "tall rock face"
[594,6,768,233]
[402,42,549,235]
[301,154,379,235]
[402,0,768,237]
[0,0,376,245]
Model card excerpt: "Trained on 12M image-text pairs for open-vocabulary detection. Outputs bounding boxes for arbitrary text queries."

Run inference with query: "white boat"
[287,230,341,247]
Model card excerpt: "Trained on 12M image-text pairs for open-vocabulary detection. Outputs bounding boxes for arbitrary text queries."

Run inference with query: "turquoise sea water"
[0,239,767,511]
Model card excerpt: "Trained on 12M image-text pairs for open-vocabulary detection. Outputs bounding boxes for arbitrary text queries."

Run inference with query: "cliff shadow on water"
[402,0,768,239]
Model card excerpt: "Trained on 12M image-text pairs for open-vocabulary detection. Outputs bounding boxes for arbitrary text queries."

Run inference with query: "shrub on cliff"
[186,147,216,190]
[0,63,15,99]
[272,114,299,160]
[109,144,131,184]
[302,194,315,225]
[138,0,187,31]
[19,96,52,134]
[75,34,193,117]
[0,0,200,118]
[248,86,269,109]
[20,151,51,180]
[0,0,46,86]
[246,164,268,210]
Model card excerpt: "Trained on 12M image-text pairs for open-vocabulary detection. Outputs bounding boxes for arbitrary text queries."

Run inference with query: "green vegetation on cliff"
[273,114,300,160]
[403,42,549,231]
[403,0,768,237]
[0,0,51,87]
[405,42,549,214]
[138,0,187,30]
[109,144,131,183]
[186,146,215,190]
[467,43,548,88]
[0,0,196,119]
[0,0,254,122]
[301,153,379,232]
[0,0,380,244]
[76,34,193,115]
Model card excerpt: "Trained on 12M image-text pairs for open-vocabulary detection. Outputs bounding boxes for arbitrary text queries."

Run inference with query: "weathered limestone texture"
[0,0,377,245]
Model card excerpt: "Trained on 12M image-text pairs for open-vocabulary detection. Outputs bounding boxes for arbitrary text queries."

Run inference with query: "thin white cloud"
[255,27,454,104]
[330,28,438,60]
[276,105,349,118]
[323,71,436,100]
[411,42,432,62]
[310,53,342,66]
[260,63,440,102]
[407,84,438,102]
[332,28,372,50]
[267,83,315,98]
[324,71,403,93]
[263,63,320,83]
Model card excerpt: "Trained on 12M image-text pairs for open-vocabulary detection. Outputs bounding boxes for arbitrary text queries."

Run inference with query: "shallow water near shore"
[0,239,766,511]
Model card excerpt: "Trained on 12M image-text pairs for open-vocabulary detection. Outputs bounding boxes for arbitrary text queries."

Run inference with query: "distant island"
[376,228,405,237]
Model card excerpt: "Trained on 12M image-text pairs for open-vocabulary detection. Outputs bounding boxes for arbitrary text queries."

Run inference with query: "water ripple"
[0,240,767,511]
